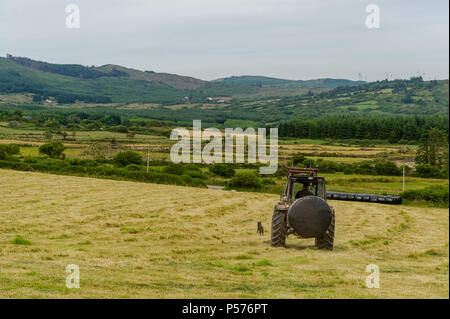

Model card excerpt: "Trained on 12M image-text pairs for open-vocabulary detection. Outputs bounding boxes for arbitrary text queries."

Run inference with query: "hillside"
[0,56,184,104]
[0,169,448,298]
[215,75,366,88]
[0,55,257,104]
[0,55,369,105]
[1,56,448,127]
[228,77,449,125]
[95,64,205,90]
[5,55,206,90]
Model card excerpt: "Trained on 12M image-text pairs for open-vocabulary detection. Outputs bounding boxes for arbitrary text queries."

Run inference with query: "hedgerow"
[0,159,206,188]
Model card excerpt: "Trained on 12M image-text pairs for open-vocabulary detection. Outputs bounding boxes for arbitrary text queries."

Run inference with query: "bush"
[43,158,70,167]
[272,165,288,177]
[402,185,449,206]
[262,178,275,185]
[0,145,18,160]
[302,159,316,168]
[0,152,20,161]
[67,158,98,167]
[292,154,306,166]
[227,171,263,190]
[163,163,185,175]
[147,160,169,167]
[414,164,445,179]
[180,174,206,187]
[112,151,143,167]
[115,126,129,133]
[39,142,66,159]
[0,150,9,161]
[316,160,339,173]
[125,164,143,171]
[182,163,202,171]
[350,161,371,175]
[442,167,449,178]
[185,169,207,179]
[208,163,235,178]
[23,156,38,163]
[374,161,401,176]
[0,144,20,155]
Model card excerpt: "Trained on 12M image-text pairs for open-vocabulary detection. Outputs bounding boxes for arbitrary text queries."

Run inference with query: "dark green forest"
[278,115,449,142]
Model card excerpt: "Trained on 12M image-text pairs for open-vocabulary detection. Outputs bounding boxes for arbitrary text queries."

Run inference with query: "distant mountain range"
[214,75,365,89]
[0,55,365,104]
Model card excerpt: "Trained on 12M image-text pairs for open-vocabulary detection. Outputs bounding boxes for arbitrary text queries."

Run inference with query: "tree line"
[278,115,449,143]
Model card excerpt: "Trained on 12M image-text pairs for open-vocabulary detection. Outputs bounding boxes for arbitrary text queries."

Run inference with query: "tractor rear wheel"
[315,209,335,250]
[271,210,287,247]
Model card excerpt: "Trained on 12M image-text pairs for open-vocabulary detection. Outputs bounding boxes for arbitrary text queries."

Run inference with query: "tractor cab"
[280,168,327,205]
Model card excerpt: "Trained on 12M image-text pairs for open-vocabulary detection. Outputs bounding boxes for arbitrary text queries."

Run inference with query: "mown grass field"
[0,169,448,298]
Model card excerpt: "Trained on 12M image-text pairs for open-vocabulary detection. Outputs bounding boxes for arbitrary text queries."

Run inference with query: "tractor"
[271,168,335,250]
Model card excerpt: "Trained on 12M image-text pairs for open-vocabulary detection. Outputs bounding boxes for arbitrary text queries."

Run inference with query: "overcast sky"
[0,0,448,81]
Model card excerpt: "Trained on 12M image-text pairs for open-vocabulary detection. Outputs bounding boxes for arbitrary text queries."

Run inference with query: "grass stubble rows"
[0,169,448,298]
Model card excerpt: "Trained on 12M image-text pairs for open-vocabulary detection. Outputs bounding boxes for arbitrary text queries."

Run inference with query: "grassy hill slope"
[0,57,185,104]
[232,78,449,124]
[95,64,205,90]
[0,56,369,105]
[0,56,257,104]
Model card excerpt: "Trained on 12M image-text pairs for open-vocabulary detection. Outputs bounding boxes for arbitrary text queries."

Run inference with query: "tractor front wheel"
[271,210,287,247]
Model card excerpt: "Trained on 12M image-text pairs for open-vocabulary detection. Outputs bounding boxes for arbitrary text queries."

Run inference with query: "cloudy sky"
[0,0,448,81]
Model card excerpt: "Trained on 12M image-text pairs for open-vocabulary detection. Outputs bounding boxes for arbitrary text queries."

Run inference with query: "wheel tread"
[271,210,287,247]
[315,210,335,250]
